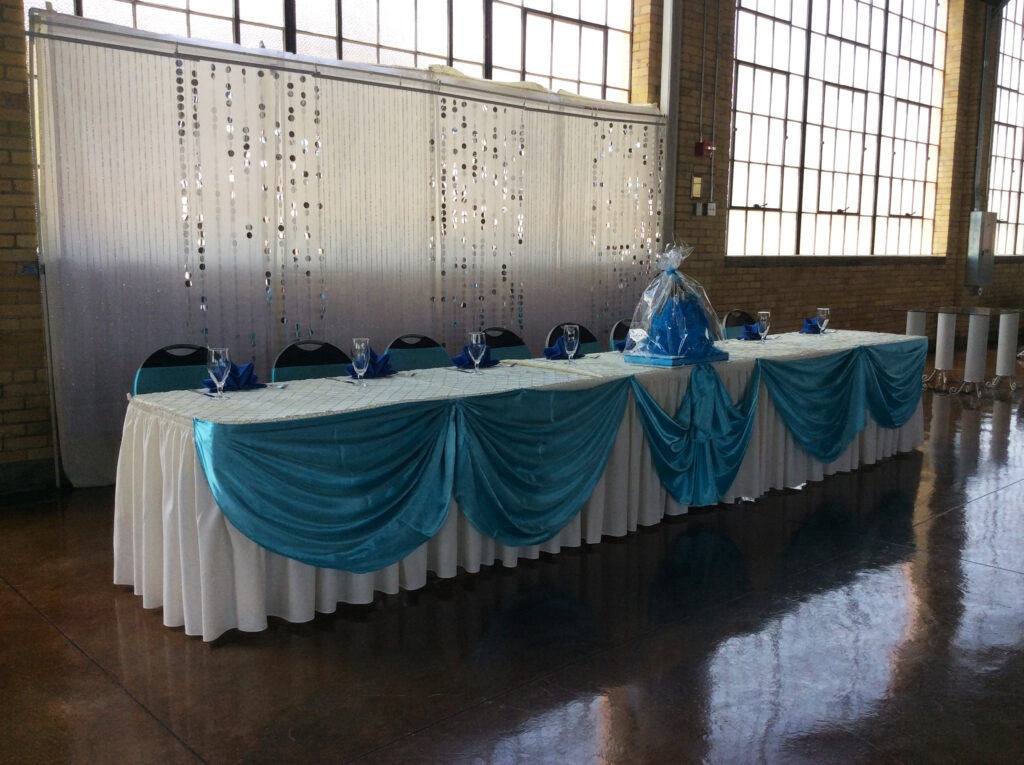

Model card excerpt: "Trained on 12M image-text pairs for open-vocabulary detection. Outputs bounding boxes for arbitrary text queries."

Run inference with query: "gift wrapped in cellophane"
[623,243,728,366]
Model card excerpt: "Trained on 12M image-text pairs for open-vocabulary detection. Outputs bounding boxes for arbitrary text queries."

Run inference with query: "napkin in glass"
[203,361,267,392]
[451,344,499,369]
[799,318,821,334]
[740,323,761,340]
[346,347,397,379]
[543,336,588,360]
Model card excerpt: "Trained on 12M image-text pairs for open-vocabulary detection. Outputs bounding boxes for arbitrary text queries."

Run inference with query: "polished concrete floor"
[2,387,1024,763]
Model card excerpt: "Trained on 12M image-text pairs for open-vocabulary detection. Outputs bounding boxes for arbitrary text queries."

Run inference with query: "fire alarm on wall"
[694,140,714,157]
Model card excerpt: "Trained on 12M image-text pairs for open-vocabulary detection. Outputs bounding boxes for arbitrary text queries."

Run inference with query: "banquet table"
[114,330,925,640]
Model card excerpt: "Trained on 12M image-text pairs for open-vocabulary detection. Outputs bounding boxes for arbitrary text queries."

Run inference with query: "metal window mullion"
[284,0,296,53]
[869,1,891,254]
[448,0,454,66]
[601,26,608,99]
[484,0,493,79]
[519,7,526,81]
[793,1,812,254]
[232,0,240,45]
[336,0,343,59]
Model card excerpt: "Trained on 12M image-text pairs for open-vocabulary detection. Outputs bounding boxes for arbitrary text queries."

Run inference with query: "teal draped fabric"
[630,364,760,506]
[193,399,455,573]
[758,338,926,463]
[452,378,630,546]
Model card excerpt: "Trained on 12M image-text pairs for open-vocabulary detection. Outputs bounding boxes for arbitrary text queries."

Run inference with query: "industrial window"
[25,1,633,102]
[727,0,947,256]
[989,0,1024,256]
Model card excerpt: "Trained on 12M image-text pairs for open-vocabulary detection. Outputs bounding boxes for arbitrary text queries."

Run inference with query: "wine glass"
[468,331,486,374]
[757,311,771,344]
[207,347,230,399]
[816,307,830,334]
[563,324,580,360]
[352,337,370,386]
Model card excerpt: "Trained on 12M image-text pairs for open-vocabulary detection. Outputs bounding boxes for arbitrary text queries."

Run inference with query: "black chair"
[545,322,604,355]
[385,333,451,371]
[132,344,209,395]
[721,309,755,340]
[482,326,531,361]
[271,340,350,382]
[610,318,633,350]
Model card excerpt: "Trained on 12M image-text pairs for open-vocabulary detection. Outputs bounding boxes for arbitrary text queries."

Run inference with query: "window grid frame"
[728,0,946,257]
[989,0,1024,256]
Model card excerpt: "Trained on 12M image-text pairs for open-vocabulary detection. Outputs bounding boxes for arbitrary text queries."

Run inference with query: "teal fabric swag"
[630,364,760,506]
[757,339,926,463]
[193,398,455,572]
[452,379,631,546]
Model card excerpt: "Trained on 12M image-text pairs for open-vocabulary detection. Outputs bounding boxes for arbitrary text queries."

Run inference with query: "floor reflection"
[2,389,1024,762]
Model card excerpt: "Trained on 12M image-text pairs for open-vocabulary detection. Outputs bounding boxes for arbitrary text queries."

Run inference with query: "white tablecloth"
[113,331,923,640]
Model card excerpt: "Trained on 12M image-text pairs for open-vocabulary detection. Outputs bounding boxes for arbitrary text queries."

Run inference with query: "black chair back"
[132,344,209,395]
[722,310,755,339]
[483,326,531,361]
[610,319,632,346]
[271,341,351,382]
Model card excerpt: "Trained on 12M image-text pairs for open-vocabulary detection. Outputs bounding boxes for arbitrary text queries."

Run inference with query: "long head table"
[114,331,924,640]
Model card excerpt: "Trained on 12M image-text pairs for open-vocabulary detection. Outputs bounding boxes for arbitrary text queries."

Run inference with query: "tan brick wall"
[0,0,52,491]
[631,0,663,105]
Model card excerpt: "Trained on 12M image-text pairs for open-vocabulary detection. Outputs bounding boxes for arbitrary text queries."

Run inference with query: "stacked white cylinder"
[935,312,956,371]
[905,310,926,336]
[995,312,1020,378]
[964,314,990,383]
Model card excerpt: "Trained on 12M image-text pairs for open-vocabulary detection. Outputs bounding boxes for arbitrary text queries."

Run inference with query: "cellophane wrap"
[625,243,725,359]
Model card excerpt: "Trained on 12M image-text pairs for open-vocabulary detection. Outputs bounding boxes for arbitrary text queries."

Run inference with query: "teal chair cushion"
[271,363,350,382]
[386,346,452,371]
[133,364,209,395]
[490,345,532,361]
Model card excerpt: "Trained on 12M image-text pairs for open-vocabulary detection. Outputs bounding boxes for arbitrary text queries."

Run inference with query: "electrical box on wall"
[965,210,995,288]
[694,140,714,157]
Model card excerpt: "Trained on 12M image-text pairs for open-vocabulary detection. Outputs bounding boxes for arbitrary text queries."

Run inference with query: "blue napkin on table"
[543,336,588,360]
[345,347,396,379]
[799,318,821,334]
[451,344,499,369]
[203,361,266,392]
[740,323,761,341]
[615,339,627,352]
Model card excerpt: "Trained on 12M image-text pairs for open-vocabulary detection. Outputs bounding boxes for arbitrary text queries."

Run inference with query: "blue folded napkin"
[615,339,626,352]
[203,361,266,392]
[543,336,587,360]
[799,318,821,334]
[740,323,761,341]
[345,347,396,379]
[451,344,499,369]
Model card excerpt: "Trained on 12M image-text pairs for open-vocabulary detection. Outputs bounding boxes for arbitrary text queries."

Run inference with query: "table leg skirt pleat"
[114,377,923,641]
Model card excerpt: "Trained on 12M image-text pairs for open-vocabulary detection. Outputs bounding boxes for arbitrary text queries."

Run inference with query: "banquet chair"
[610,318,633,350]
[721,309,755,340]
[270,340,351,382]
[482,326,532,361]
[545,322,604,355]
[385,334,452,371]
[132,344,209,395]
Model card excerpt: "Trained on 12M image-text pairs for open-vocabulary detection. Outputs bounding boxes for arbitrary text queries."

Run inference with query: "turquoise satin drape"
[758,339,926,463]
[193,399,455,573]
[192,338,925,571]
[630,364,760,506]
[452,379,630,546]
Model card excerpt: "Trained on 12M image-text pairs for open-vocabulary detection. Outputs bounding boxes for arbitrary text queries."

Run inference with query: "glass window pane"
[607,0,631,30]
[453,0,484,61]
[137,6,187,36]
[190,0,232,15]
[452,61,484,77]
[189,13,234,43]
[580,27,604,83]
[552,21,580,80]
[239,0,282,26]
[297,33,338,59]
[493,3,523,69]
[381,49,417,67]
[296,0,337,36]
[417,0,448,56]
[343,41,378,63]
[553,0,579,17]
[82,0,133,27]
[580,0,605,25]
[343,0,378,44]
[525,14,552,75]
[380,0,415,50]
[579,82,603,98]
[605,87,628,102]
[240,23,284,50]
[493,67,522,82]
[606,29,630,89]
[524,0,552,10]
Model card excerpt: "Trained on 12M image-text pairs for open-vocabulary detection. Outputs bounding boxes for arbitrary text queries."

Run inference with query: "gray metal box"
[965,210,995,287]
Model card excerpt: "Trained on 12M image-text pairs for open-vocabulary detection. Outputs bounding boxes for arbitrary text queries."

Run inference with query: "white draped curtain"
[30,12,666,486]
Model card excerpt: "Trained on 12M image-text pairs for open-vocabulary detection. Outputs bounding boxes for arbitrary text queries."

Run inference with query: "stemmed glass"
[757,311,771,344]
[816,307,830,334]
[468,332,486,374]
[563,324,580,360]
[352,337,370,386]
[207,347,230,399]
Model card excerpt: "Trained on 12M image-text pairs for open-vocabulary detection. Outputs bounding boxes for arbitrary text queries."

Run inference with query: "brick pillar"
[0,0,53,493]
[631,0,663,104]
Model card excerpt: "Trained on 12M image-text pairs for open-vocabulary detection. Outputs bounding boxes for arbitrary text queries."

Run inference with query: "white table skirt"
[113,331,923,640]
